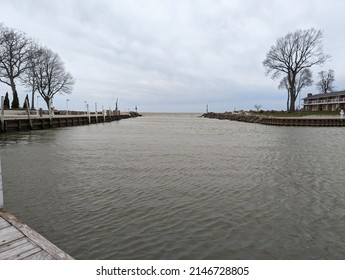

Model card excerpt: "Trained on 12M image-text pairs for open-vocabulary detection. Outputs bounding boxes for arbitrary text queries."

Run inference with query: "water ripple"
[2,114,345,259]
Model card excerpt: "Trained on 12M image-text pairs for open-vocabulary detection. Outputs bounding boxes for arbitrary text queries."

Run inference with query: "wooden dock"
[0,210,73,260]
[0,113,138,133]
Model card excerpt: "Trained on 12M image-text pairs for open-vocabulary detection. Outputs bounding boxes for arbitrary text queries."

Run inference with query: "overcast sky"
[1,0,345,112]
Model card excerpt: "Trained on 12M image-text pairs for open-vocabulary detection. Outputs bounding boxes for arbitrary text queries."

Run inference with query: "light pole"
[66,99,70,115]
[95,102,98,123]
[87,103,90,123]
[84,101,87,115]
[36,96,40,115]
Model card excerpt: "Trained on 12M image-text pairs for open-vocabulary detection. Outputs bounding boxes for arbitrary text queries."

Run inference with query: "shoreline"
[202,112,345,126]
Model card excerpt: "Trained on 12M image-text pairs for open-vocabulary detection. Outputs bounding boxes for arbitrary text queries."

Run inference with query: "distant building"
[303,90,345,111]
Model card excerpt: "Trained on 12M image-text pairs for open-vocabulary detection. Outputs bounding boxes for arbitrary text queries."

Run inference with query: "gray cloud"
[1,0,344,112]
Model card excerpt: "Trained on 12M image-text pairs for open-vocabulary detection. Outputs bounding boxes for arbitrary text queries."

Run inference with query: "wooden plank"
[0,237,29,254]
[13,246,42,260]
[0,237,41,259]
[0,210,73,260]
[23,250,56,260]
[17,223,73,260]
[0,226,24,245]
[0,217,10,230]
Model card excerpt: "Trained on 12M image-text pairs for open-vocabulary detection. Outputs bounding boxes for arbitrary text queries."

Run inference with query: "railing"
[304,98,345,105]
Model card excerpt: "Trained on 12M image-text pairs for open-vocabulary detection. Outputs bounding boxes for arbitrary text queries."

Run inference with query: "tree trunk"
[10,80,20,109]
[44,97,50,110]
[290,97,296,112]
[288,75,296,112]
[289,89,296,112]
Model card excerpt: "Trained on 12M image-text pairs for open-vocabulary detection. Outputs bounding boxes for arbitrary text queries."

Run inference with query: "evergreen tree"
[4,92,10,109]
[23,94,30,109]
[11,90,20,109]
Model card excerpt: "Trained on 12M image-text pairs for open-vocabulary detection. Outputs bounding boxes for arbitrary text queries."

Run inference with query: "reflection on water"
[1,113,345,259]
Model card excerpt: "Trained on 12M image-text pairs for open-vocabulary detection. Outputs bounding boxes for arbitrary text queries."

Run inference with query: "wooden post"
[0,158,3,209]
[1,96,4,132]
[25,99,33,129]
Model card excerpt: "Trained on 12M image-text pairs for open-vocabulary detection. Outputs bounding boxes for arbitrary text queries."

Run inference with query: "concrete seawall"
[202,112,345,126]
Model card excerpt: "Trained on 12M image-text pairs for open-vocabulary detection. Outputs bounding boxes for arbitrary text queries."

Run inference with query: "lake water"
[1,113,345,259]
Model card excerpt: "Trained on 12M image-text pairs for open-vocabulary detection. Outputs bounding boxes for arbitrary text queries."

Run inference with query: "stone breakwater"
[202,112,265,123]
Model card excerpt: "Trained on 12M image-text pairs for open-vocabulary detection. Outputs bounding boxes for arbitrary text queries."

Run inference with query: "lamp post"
[36,96,40,115]
[87,103,90,123]
[84,101,87,115]
[95,102,98,123]
[66,99,70,115]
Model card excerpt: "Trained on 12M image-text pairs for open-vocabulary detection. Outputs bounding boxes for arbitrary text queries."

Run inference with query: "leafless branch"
[263,28,330,111]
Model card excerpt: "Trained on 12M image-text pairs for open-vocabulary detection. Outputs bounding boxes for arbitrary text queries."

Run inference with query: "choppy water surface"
[1,113,345,259]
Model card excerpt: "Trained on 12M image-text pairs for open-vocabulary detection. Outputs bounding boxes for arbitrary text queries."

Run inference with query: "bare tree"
[278,69,313,111]
[263,28,330,112]
[21,43,42,109]
[0,25,32,108]
[254,104,262,111]
[32,47,75,110]
[316,69,335,93]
